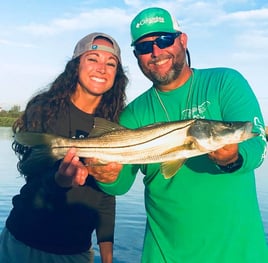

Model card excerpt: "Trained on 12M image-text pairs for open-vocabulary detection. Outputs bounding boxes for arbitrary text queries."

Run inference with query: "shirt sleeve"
[219,69,267,170]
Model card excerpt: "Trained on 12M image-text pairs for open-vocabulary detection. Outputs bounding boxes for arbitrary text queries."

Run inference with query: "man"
[94,7,268,263]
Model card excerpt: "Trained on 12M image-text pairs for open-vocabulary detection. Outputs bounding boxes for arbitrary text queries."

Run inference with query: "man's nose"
[151,43,162,57]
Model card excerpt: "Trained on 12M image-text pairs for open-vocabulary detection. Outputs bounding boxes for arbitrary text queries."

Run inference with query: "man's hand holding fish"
[208,143,239,165]
[85,158,122,183]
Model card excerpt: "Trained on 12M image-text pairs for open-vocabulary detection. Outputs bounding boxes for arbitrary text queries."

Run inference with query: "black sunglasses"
[134,32,182,55]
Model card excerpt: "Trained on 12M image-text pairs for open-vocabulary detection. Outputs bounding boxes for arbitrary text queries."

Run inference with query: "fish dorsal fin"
[160,159,186,179]
[89,117,126,137]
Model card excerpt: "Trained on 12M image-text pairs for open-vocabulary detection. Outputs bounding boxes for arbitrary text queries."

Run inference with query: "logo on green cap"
[130,7,180,45]
[135,16,165,28]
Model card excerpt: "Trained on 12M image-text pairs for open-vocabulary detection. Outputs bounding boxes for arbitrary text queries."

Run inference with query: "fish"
[15,118,258,179]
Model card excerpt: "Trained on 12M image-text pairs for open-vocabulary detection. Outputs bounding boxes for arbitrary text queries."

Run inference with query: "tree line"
[0,105,22,127]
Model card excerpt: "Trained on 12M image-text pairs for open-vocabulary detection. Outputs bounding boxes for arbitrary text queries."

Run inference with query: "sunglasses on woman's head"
[134,32,182,56]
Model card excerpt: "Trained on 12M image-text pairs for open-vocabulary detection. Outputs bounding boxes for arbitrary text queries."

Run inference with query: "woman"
[0,32,128,263]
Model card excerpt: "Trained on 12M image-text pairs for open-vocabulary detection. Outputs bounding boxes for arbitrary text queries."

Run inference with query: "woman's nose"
[96,63,106,73]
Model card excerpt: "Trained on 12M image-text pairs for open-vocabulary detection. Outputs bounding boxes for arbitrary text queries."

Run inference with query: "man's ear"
[180,33,188,48]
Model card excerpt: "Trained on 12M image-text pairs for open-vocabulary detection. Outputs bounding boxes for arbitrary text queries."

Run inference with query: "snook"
[15,118,257,179]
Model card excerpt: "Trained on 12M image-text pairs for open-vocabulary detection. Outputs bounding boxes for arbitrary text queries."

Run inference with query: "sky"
[0,0,267,122]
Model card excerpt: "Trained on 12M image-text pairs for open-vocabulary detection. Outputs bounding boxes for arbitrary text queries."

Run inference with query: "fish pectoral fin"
[160,159,186,179]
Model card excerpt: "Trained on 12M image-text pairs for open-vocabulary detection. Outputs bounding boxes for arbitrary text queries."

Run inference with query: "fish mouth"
[243,122,259,138]
[235,121,258,139]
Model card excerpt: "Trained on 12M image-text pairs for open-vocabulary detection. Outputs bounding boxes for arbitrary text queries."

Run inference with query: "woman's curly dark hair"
[12,55,128,179]
[13,57,128,133]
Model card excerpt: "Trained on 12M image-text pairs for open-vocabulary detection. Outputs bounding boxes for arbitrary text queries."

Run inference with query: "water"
[0,127,146,262]
[0,127,267,262]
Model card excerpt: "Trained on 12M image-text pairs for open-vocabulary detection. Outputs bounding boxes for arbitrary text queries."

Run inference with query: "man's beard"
[140,60,184,86]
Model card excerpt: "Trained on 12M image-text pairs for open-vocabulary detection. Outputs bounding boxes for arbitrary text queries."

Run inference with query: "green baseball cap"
[130,7,181,45]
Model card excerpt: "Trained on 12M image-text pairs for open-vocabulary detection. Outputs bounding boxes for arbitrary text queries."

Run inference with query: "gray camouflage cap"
[72,32,122,64]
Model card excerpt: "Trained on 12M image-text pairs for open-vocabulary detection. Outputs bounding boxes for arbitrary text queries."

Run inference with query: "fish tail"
[20,145,60,173]
[15,132,58,147]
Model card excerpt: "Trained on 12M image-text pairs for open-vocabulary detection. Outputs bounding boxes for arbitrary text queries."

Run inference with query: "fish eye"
[225,122,233,128]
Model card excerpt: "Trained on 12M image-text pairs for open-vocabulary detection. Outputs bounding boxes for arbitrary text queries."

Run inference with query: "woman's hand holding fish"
[55,148,89,187]
[208,143,239,166]
[85,158,122,183]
